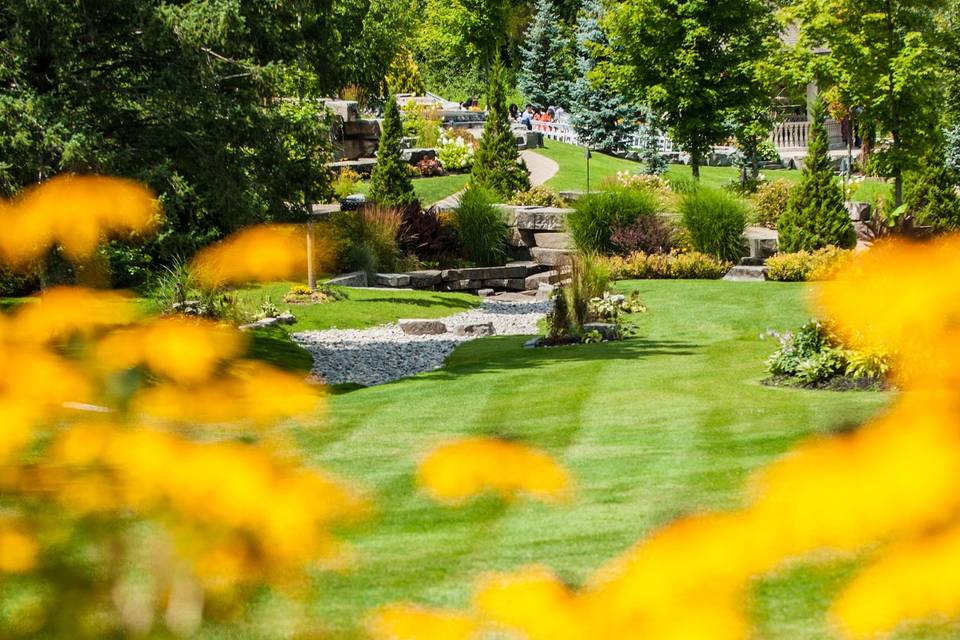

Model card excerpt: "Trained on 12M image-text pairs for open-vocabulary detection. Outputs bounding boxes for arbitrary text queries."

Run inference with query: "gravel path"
[292,299,552,386]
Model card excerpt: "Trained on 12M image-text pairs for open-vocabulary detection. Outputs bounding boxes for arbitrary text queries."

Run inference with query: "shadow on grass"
[354,295,477,311]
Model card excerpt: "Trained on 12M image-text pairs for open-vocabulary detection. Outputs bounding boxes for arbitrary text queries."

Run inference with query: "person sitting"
[509,104,519,120]
[519,105,534,130]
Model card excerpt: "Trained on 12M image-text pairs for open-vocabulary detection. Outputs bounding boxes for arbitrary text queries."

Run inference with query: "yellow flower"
[96,317,244,383]
[367,604,476,640]
[7,287,138,344]
[0,525,38,573]
[131,360,321,425]
[0,174,158,266]
[416,437,572,504]
[190,224,310,288]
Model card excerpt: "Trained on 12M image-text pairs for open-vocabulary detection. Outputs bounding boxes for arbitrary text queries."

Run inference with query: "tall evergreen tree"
[569,0,642,154]
[778,101,857,251]
[369,94,418,208]
[904,143,960,231]
[518,0,573,109]
[472,57,531,200]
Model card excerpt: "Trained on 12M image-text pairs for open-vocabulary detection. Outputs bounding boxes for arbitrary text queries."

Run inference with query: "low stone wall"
[330,262,562,293]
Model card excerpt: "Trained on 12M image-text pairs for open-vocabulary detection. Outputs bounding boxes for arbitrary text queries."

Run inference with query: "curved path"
[431,149,559,209]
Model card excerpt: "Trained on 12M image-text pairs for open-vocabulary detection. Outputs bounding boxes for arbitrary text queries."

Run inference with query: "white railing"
[771,120,810,151]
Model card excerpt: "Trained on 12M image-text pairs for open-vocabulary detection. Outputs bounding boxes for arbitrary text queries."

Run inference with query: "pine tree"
[471,58,531,200]
[569,0,642,154]
[904,144,960,232]
[778,101,857,251]
[518,0,573,109]
[369,94,418,208]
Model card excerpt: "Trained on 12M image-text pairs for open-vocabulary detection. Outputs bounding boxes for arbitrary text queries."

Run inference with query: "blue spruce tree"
[518,0,573,109]
[569,0,644,155]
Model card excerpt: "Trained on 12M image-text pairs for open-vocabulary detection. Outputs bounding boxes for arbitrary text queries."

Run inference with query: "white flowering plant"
[437,129,476,171]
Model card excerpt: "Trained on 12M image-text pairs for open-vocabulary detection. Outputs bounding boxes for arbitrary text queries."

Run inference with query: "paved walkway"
[431,149,559,209]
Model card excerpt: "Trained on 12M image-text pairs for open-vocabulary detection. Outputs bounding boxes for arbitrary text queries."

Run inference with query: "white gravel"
[292,299,551,386]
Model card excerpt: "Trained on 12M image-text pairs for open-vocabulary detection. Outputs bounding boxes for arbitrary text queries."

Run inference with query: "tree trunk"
[691,152,701,181]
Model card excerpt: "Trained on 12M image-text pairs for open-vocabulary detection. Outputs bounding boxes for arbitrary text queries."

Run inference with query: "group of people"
[509,104,566,131]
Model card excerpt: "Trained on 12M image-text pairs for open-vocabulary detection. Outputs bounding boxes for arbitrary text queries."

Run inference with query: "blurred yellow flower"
[131,360,321,425]
[96,317,244,383]
[416,437,572,504]
[190,224,310,288]
[0,525,38,573]
[6,287,137,344]
[367,604,476,640]
[0,174,158,266]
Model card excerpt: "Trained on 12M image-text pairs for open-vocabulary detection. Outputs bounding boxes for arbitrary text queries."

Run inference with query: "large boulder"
[327,271,368,287]
[530,247,574,267]
[407,270,443,288]
[374,273,411,288]
[399,319,448,335]
[533,232,572,250]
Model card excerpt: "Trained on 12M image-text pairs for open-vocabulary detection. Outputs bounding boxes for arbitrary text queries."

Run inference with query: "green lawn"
[533,139,803,193]
[225,280,942,639]
[354,173,469,205]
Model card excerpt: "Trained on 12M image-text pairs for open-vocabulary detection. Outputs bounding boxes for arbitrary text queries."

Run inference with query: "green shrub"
[0,264,39,297]
[904,145,960,232]
[601,251,730,280]
[679,188,748,262]
[751,179,794,229]
[510,185,566,208]
[777,101,856,251]
[765,247,851,282]
[470,57,530,200]
[568,186,660,254]
[369,94,418,208]
[436,130,476,171]
[342,243,379,274]
[453,186,508,266]
[765,320,891,385]
[331,205,403,273]
[332,168,361,201]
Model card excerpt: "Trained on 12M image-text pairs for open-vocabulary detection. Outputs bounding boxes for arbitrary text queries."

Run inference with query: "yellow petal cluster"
[0,174,158,266]
[367,604,476,640]
[5,287,138,343]
[416,437,572,504]
[190,224,308,287]
[131,360,320,424]
[96,317,244,383]
[51,423,368,584]
[0,523,38,573]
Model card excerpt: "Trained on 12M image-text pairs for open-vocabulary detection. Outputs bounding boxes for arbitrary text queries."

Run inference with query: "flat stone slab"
[374,273,412,288]
[723,265,768,281]
[453,322,495,337]
[535,282,555,302]
[506,260,542,275]
[327,271,368,287]
[439,279,482,291]
[399,319,447,335]
[533,232,572,250]
[508,228,536,248]
[407,269,442,287]
[530,247,574,267]
[526,270,558,289]
[442,265,527,280]
[482,278,526,291]
[401,148,438,164]
[499,205,570,231]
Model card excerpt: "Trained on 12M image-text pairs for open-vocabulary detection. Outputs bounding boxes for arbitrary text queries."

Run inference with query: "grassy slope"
[533,139,802,192]
[532,139,891,203]
[354,174,470,206]
[243,280,918,639]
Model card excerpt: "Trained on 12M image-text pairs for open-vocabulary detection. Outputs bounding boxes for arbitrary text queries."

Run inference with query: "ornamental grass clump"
[679,187,749,262]
[453,185,508,266]
[568,186,660,254]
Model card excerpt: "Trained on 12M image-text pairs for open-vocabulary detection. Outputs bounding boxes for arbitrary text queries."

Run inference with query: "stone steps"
[722,265,768,282]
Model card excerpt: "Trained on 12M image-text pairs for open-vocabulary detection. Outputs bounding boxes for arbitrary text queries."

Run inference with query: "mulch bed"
[761,375,890,392]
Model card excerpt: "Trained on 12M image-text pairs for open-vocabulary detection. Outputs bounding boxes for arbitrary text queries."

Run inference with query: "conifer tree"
[569,0,642,154]
[778,101,857,251]
[518,0,573,109]
[905,144,960,232]
[471,58,531,200]
[369,94,418,207]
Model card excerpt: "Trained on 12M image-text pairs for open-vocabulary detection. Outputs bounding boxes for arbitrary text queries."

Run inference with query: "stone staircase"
[722,264,768,281]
